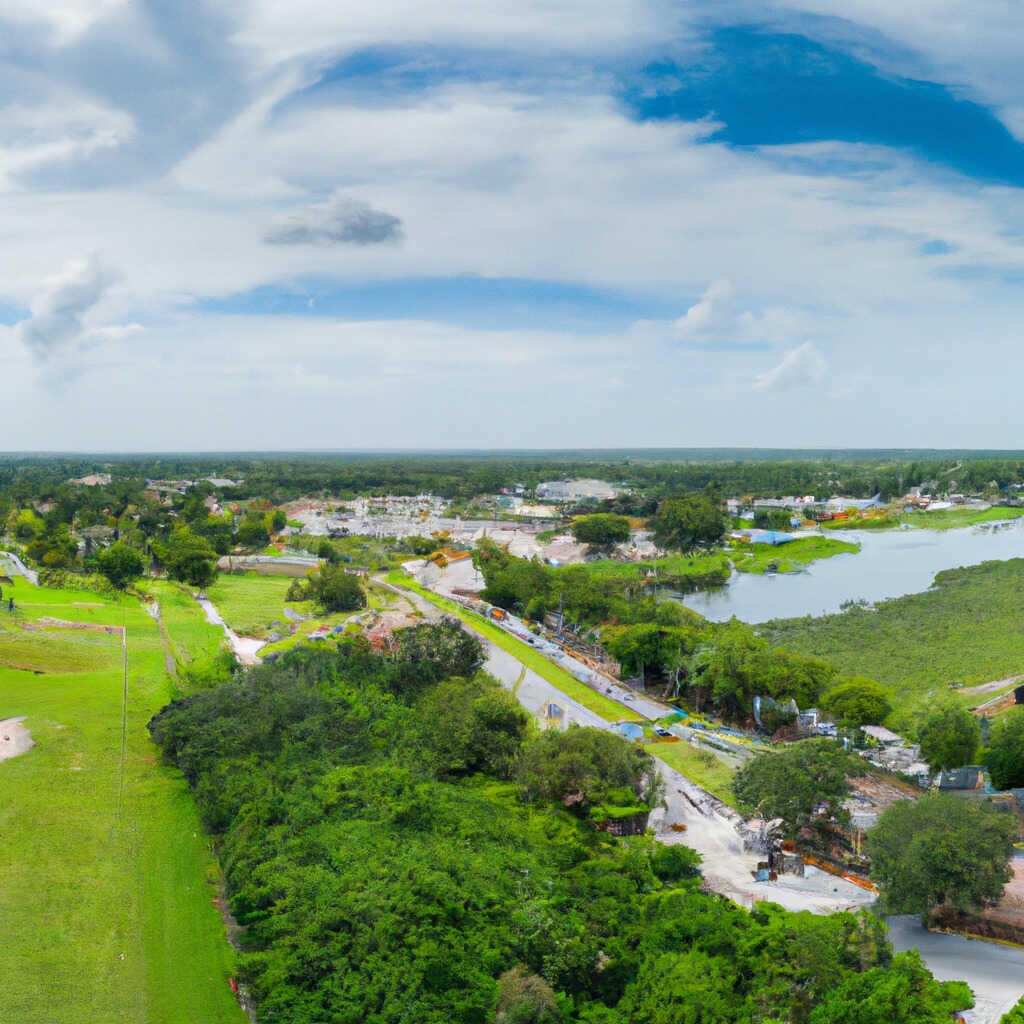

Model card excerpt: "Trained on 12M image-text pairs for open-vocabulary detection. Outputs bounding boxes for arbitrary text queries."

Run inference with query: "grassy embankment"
[644,739,737,805]
[565,551,730,589]
[0,575,244,1024]
[138,579,225,669]
[385,571,635,723]
[762,557,1024,707]
[730,536,860,575]
[822,506,1024,532]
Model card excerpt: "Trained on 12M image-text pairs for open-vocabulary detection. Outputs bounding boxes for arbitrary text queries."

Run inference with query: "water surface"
[681,520,1024,623]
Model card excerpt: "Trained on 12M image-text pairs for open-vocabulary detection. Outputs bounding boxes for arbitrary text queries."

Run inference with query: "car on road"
[622,693,634,702]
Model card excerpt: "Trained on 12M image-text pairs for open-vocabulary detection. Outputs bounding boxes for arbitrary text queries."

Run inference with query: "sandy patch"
[0,716,34,761]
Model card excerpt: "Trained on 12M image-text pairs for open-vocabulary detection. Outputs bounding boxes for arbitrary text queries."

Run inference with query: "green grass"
[565,551,730,583]
[731,536,860,575]
[821,506,1024,532]
[203,572,296,637]
[899,506,1024,530]
[761,557,1024,701]
[0,575,244,1023]
[0,618,124,673]
[644,740,737,805]
[385,572,635,723]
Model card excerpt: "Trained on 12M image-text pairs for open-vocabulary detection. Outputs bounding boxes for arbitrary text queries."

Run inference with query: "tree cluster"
[148,630,972,1024]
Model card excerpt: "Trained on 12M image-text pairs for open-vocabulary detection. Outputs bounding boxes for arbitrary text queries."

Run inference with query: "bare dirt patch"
[22,617,125,635]
[961,675,1024,696]
[0,716,34,761]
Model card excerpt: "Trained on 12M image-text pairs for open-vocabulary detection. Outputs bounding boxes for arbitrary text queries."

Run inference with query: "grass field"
[203,572,296,637]
[761,557,1024,702]
[385,572,635,722]
[0,575,245,1023]
[644,740,737,805]
[731,536,860,575]
[137,580,225,669]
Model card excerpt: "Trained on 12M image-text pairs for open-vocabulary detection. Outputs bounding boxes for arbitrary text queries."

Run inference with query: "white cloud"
[674,279,733,337]
[13,256,142,387]
[16,256,113,360]
[2,2,1024,445]
[754,341,826,391]
[1,0,129,44]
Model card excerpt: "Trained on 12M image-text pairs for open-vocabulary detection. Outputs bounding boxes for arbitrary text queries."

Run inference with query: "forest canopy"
[148,627,972,1024]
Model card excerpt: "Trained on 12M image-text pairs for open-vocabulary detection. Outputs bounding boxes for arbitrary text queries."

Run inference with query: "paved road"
[887,915,1024,1022]
[382,574,881,916]
[379,578,611,729]
[484,608,668,720]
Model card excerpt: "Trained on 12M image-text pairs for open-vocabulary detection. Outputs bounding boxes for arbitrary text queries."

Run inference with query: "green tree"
[1002,994,1024,1024]
[518,725,656,817]
[571,513,631,551]
[983,709,1024,791]
[917,703,980,771]
[96,541,145,589]
[821,677,891,728]
[13,508,44,540]
[650,495,728,553]
[808,950,972,1024]
[308,562,366,613]
[753,507,793,531]
[867,793,1015,918]
[602,622,698,681]
[417,676,530,779]
[158,525,219,590]
[693,621,834,717]
[391,620,485,693]
[237,515,270,549]
[732,738,864,841]
[493,967,561,1024]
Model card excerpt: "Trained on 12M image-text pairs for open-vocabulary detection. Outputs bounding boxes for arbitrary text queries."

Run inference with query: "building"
[535,478,620,502]
[69,473,112,486]
[825,494,883,512]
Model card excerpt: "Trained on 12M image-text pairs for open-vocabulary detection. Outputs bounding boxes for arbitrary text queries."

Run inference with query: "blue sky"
[2,1,1024,448]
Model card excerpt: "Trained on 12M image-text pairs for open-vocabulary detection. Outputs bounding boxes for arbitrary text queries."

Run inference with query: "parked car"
[654,727,671,737]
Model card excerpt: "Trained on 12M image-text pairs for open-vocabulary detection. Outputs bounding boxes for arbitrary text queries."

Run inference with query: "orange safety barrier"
[802,854,878,893]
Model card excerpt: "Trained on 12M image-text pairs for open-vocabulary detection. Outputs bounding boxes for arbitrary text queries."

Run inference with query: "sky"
[2,1,1024,450]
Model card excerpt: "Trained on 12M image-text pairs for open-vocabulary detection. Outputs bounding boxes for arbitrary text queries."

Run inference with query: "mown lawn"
[386,572,635,723]
[644,740,737,805]
[761,557,1024,701]
[203,572,296,637]
[0,575,245,1023]
[731,536,860,575]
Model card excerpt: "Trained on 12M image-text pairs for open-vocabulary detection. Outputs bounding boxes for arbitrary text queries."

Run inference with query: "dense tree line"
[4,451,1024,511]
[148,626,974,1024]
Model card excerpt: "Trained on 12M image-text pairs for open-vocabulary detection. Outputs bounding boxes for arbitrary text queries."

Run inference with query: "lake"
[680,519,1024,623]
